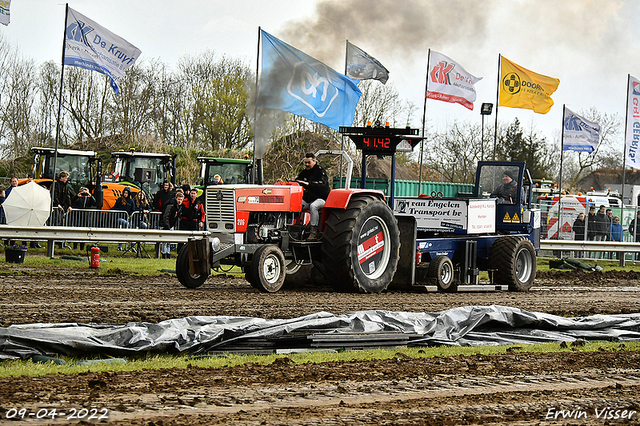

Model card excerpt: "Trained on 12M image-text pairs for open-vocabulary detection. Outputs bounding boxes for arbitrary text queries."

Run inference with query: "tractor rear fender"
[321,189,386,229]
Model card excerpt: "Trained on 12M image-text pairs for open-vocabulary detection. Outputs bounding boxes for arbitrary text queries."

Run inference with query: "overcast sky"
[3,0,640,150]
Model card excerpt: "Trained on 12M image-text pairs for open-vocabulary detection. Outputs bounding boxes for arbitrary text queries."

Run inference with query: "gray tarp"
[1,305,640,360]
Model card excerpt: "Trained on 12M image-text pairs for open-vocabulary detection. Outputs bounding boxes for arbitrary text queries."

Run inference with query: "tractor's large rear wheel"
[321,195,400,293]
[489,236,536,291]
[176,244,209,289]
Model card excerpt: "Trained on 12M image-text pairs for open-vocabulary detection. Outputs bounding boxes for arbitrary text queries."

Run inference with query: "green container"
[332,177,474,198]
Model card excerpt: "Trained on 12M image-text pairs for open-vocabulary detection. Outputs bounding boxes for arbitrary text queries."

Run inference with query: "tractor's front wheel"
[321,195,400,293]
[250,245,286,293]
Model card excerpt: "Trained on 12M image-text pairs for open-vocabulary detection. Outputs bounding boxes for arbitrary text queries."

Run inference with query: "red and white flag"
[625,75,640,169]
[427,50,481,110]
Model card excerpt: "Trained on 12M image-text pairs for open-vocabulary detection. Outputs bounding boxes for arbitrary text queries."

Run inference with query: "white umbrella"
[2,181,51,226]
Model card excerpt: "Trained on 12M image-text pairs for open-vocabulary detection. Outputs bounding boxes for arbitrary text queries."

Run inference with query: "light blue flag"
[562,107,601,153]
[64,7,141,95]
[257,30,361,131]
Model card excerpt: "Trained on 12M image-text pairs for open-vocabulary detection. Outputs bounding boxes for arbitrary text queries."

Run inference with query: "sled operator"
[490,170,524,204]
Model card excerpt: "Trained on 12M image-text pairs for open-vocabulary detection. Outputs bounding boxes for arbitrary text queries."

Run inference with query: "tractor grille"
[206,188,236,232]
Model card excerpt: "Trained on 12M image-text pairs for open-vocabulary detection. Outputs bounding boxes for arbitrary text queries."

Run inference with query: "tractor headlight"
[211,237,221,252]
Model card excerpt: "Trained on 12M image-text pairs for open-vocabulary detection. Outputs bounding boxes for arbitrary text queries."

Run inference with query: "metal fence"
[537,200,640,260]
[45,209,162,230]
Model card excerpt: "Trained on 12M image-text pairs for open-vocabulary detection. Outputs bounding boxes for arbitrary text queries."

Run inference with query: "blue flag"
[562,106,601,153]
[257,30,361,130]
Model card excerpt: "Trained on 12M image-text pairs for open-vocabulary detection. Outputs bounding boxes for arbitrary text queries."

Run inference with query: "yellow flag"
[499,56,560,114]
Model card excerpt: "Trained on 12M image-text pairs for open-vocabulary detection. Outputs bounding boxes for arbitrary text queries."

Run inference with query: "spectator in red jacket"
[180,189,205,230]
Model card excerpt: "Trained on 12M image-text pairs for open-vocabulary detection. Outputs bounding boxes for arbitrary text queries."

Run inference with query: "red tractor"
[175,178,401,293]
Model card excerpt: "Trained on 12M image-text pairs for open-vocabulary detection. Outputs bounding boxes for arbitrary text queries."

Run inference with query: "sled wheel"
[427,255,457,292]
[250,245,286,293]
[489,236,536,291]
[321,195,401,293]
[176,244,209,289]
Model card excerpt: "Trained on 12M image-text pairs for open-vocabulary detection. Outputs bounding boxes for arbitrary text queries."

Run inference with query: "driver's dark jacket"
[295,163,330,204]
[490,180,518,203]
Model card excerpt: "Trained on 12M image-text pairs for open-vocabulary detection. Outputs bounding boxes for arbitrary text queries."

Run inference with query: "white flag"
[64,7,141,95]
[426,50,482,110]
[0,0,10,26]
[562,107,601,153]
[626,75,640,169]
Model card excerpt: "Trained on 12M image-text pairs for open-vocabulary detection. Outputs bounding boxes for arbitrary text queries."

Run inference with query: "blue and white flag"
[257,30,361,131]
[562,106,601,153]
[64,7,141,95]
[0,0,10,26]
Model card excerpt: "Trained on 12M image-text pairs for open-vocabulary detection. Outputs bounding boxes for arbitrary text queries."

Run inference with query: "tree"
[0,53,37,161]
[33,61,61,147]
[179,51,253,152]
[498,118,557,180]
[107,61,155,145]
[63,66,109,143]
[425,121,483,183]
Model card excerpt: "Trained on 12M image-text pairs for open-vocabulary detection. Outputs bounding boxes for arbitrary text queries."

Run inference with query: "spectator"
[573,212,585,258]
[152,181,175,215]
[295,153,331,240]
[5,177,18,198]
[160,191,185,259]
[71,187,96,250]
[110,186,135,250]
[72,186,96,210]
[605,209,613,237]
[595,205,609,258]
[608,215,623,259]
[628,210,640,260]
[586,206,597,258]
[0,188,5,225]
[180,188,205,231]
[53,171,73,214]
[133,191,151,229]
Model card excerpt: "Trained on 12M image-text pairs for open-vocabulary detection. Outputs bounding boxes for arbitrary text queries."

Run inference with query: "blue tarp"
[1,305,640,360]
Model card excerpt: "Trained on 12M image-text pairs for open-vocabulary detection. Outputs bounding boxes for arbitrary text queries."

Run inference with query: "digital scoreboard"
[339,125,422,154]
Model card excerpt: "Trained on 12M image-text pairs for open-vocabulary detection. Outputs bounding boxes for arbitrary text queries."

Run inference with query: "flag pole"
[51,3,69,213]
[339,40,348,189]
[558,105,566,243]
[418,49,431,194]
[622,74,630,206]
[252,26,261,184]
[493,54,501,160]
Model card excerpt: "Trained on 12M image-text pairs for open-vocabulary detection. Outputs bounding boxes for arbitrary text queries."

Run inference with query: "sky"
[2,0,640,151]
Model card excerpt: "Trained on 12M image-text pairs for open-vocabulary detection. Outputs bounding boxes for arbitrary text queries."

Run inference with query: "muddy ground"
[0,266,639,425]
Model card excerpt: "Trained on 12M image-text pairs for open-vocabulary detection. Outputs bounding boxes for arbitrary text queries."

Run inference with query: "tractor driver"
[295,153,330,240]
[490,170,524,204]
